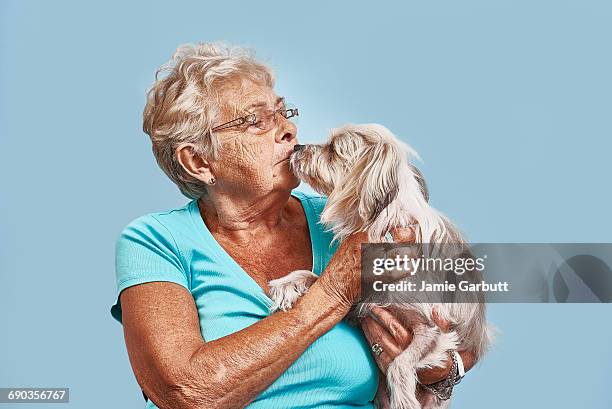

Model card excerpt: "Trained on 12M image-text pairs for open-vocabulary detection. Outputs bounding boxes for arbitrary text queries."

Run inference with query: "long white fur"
[268,123,493,409]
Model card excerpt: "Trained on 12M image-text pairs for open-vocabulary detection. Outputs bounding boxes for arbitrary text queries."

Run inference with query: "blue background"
[1,0,611,408]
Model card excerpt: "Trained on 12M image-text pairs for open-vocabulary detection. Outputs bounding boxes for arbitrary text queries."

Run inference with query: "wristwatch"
[420,350,465,400]
[454,350,465,384]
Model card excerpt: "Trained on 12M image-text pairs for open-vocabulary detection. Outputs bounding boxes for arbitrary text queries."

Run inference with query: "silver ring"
[371,343,384,356]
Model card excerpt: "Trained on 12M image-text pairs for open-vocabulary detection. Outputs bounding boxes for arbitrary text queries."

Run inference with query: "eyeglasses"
[211,104,299,133]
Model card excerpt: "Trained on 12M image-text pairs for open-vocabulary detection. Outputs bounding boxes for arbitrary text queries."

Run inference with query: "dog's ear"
[320,140,401,241]
[409,164,429,203]
[354,140,401,225]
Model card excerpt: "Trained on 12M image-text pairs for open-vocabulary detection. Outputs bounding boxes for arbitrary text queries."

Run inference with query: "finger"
[362,317,395,373]
[391,227,416,243]
[459,349,476,372]
[362,316,404,370]
[416,353,453,385]
[368,306,413,348]
[382,251,416,282]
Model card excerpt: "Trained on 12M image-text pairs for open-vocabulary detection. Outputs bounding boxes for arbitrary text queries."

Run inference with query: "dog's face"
[289,125,371,195]
[290,124,425,235]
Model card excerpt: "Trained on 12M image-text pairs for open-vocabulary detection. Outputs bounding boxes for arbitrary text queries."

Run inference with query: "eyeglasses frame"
[211,106,299,133]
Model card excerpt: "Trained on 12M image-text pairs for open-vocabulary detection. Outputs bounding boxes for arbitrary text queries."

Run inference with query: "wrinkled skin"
[120,79,472,409]
[206,79,300,198]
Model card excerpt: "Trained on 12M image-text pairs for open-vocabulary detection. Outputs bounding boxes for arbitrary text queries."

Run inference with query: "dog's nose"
[293,144,306,152]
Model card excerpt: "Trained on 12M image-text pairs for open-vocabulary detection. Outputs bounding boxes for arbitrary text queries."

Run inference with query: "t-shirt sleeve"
[110,214,190,324]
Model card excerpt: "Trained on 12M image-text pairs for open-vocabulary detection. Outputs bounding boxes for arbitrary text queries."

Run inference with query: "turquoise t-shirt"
[110,189,379,409]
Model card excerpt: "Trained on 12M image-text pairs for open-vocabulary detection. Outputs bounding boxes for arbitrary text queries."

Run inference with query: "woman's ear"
[409,163,429,203]
[175,143,214,183]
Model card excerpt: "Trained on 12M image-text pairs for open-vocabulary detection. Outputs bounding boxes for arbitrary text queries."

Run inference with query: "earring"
[209,177,216,185]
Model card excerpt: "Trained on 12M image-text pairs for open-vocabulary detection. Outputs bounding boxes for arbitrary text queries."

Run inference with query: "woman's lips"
[274,154,292,165]
[274,158,290,166]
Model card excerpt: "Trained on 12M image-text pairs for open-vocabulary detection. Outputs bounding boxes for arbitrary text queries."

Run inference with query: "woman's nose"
[275,116,297,143]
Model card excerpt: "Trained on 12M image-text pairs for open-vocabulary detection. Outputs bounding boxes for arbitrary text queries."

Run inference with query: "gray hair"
[142,41,276,199]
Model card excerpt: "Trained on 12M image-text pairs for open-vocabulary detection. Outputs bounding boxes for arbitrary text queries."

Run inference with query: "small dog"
[268,123,492,409]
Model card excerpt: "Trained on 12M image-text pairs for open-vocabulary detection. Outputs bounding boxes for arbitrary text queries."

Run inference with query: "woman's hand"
[362,306,477,385]
[316,227,418,311]
[316,231,370,310]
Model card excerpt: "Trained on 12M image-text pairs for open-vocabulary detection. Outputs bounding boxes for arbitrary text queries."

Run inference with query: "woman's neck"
[197,189,294,241]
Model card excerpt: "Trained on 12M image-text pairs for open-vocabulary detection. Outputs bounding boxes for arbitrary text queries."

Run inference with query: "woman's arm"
[121,234,364,409]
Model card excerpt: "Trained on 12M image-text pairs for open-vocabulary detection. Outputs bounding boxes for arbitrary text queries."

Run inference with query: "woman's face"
[211,79,300,196]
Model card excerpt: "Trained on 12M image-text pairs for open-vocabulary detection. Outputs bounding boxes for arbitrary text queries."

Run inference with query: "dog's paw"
[386,360,422,409]
[417,330,460,370]
[268,270,318,312]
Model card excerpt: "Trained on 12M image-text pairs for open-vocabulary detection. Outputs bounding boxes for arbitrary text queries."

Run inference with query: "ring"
[371,343,384,356]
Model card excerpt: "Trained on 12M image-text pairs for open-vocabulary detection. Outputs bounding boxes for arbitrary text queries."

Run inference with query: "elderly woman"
[110,42,476,409]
